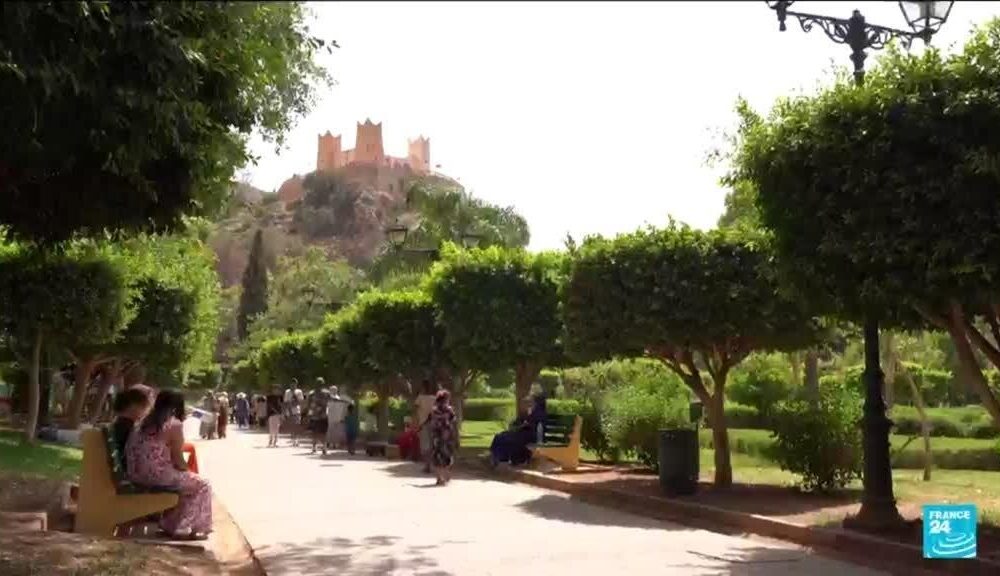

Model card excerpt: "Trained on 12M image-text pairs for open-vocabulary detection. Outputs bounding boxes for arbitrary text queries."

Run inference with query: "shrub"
[562,357,689,462]
[728,353,794,423]
[724,402,765,429]
[969,421,1000,439]
[463,398,514,422]
[537,369,562,398]
[768,380,862,493]
[601,380,688,471]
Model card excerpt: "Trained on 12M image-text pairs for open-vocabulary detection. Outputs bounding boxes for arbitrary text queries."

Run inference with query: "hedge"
[891,405,999,439]
[463,398,581,422]
[699,428,1000,471]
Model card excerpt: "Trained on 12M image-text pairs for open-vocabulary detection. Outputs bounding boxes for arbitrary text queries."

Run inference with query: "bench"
[365,440,400,459]
[74,428,179,537]
[531,414,583,472]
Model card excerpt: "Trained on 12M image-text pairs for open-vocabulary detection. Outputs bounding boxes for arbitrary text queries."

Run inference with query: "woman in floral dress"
[127,389,213,540]
[429,389,458,486]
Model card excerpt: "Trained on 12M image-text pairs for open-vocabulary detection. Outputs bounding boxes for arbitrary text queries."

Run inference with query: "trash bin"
[658,428,699,496]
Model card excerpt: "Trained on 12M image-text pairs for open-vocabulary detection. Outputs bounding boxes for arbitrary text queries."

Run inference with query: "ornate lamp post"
[767,1,953,85]
[765,1,954,530]
[384,219,483,259]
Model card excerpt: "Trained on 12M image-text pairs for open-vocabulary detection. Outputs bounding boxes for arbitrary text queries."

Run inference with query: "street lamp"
[766,1,954,85]
[764,1,954,531]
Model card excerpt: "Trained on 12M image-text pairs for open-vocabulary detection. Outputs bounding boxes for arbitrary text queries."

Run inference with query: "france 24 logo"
[923,504,977,559]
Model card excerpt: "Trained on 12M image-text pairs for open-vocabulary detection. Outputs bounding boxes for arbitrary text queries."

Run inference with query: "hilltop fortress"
[278,119,432,206]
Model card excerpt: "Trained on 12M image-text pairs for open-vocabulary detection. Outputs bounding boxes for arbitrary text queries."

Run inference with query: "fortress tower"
[315,119,430,175]
[353,119,385,165]
[316,132,342,172]
[407,136,431,174]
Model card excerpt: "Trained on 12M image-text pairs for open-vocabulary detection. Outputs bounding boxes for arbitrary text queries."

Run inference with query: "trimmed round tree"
[428,245,563,416]
[0,251,129,442]
[564,224,818,486]
[731,24,1000,434]
[258,331,326,390]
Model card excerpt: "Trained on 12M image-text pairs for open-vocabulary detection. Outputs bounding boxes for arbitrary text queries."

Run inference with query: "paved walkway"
[196,429,885,576]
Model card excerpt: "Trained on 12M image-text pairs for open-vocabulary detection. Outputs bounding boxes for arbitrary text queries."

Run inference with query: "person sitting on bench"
[489,394,547,468]
[111,387,152,469]
[126,389,213,540]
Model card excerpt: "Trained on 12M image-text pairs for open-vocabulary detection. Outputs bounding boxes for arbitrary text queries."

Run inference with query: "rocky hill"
[208,168,462,287]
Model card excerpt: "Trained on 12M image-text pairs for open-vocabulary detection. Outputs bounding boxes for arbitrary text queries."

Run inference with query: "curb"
[213,498,266,576]
[465,462,998,576]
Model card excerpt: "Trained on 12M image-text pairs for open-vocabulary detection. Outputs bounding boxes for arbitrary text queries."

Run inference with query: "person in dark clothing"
[111,387,152,467]
[489,394,547,468]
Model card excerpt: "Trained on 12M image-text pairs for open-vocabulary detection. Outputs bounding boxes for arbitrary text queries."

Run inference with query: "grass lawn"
[0,428,82,481]
[459,420,1000,524]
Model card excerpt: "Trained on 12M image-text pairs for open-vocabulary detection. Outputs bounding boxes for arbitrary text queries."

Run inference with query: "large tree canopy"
[728,20,1000,425]
[564,224,818,486]
[0,2,330,242]
[427,244,563,413]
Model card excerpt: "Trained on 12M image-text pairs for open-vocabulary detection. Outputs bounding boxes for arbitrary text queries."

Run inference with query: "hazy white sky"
[246,1,1000,251]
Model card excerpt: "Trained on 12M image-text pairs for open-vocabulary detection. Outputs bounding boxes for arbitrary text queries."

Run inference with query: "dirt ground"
[0,471,259,575]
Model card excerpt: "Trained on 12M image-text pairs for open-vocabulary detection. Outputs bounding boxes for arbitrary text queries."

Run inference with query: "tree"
[0,2,330,243]
[257,331,325,390]
[0,251,129,442]
[727,24,1000,429]
[368,180,532,283]
[428,244,563,416]
[234,246,365,359]
[65,229,221,425]
[563,224,818,486]
[238,229,269,341]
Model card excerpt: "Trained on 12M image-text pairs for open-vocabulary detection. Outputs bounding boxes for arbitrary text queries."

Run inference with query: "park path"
[195,429,885,576]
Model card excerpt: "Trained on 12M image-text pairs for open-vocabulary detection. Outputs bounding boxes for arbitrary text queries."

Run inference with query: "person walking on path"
[344,402,360,455]
[307,383,330,455]
[414,380,437,473]
[429,389,458,486]
[265,389,283,447]
[284,380,305,447]
[234,393,250,429]
[216,394,229,439]
[326,384,350,450]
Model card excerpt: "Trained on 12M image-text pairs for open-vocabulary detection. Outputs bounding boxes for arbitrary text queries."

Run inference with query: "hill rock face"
[209,167,460,286]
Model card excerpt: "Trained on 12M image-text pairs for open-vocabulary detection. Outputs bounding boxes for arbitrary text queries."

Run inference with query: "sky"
[245,1,1000,251]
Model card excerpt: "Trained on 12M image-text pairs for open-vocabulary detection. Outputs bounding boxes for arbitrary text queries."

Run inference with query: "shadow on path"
[258,535,453,576]
[515,493,684,530]
[663,546,821,575]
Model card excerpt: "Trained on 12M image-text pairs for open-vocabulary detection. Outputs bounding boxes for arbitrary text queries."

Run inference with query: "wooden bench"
[531,414,583,472]
[74,428,179,537]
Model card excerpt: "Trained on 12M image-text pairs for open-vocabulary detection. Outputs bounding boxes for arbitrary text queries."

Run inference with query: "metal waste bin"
[658,428,699,495]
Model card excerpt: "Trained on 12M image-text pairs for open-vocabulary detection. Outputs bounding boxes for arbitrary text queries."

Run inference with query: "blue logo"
[923,504,977,559]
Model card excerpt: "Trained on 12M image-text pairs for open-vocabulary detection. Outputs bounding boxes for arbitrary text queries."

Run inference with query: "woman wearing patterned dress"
[126,389,213,540]
[429,389,458,486]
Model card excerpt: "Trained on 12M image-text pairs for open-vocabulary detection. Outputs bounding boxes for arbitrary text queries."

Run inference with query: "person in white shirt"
[326,385,351,449]
[414,379,437,474]
[284,380,305,447]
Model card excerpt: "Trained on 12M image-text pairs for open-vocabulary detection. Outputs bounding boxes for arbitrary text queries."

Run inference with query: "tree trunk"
[708,389,732,488]
[23,331,44,444]
[514,362,540,417]
[897,360,932,481]
[68,359,97,429]
[375,381,391,442]
[944,306,1000,427]
[882,332,896,409]
[787,351,802,387]
[804,349,820,405]
[88,362,121,424]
